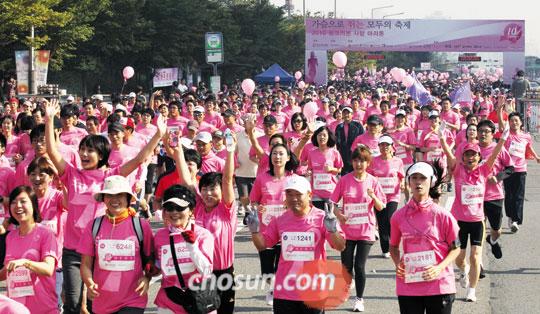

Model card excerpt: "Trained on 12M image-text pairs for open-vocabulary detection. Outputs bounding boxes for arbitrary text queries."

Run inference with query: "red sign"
[364,54,385,60]
[458,55,482,62]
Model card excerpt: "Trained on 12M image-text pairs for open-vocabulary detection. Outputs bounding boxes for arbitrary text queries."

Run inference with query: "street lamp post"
[371,5,393,19]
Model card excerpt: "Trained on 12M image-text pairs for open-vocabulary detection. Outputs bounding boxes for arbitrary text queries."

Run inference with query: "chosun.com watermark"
[186,272,337,292]
[185,260,351,309]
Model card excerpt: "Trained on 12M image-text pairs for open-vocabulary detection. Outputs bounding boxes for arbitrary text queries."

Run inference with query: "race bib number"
[41,219,58,235]
[379,177,397,194]
[7,267,34,298]
[160,243,195,276]
[461,185,484,206]
[395,145,407,159]
[262,204,286,225]
[97,239,136,271]
[282,232,315,261]
[404,250,436,283]
[343,203,369,225]
[426,150,442,162]
[313,173,334,191]
[508,141,526,158]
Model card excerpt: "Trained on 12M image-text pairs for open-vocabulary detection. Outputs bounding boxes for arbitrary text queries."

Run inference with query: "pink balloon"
[332,51,347,68]
[303,101,318,121]
[403,75,415,88]
[122,66,135,80]
[495,68,503,76]
[241,79,256,96]
[391,68,406,82]
[298,81,306,89]
[295,71,302,80]
[274,76,280,83]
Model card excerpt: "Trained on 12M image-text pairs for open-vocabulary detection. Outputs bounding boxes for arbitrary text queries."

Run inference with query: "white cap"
[194,131,212,143]
[128,92,136,98]
[92,94,103,101]
[194,105,205,113]
[406,162,435,179]
[115,104,128,113]
[452,103,461,109]
[341,106,353,112]
[101,102,113,112]
[284,176,311,194]
[66,95,75,102]
[93,175,137,202]
[180,137,194,149]
[428,110,439,118]
[378,135,394,145]
[395,109,407,116]
[162,197,190,208]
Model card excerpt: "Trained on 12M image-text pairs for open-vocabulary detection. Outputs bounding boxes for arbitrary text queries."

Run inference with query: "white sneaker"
[511,222,519,233]
[352,297,365,312]
[382,252,391,259]
[466,287,477,302]
[459,265,470,288]
[265,290,274,306]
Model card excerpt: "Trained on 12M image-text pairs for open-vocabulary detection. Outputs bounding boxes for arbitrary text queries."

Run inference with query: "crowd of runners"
[0,68,537,314]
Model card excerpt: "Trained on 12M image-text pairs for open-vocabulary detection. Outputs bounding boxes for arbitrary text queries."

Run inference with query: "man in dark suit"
[335,106,365,175]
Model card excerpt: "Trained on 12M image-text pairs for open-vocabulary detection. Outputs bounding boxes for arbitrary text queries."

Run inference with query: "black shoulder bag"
[164,234,221,314]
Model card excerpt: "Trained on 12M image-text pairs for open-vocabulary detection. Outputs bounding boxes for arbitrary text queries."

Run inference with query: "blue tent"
[255,63,295,85]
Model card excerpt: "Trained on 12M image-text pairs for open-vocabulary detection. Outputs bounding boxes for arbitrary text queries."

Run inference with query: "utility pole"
[334,0,337,18]
[29,24,37,95]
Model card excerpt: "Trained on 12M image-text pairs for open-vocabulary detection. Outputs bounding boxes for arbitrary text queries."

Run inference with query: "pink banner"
[306,19,524,53]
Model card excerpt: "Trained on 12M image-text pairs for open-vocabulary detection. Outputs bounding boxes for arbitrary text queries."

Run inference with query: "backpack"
[91,215,149,269]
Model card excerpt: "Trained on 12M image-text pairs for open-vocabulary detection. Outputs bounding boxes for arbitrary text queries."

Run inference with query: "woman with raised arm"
[43,98,166,314]
[439,123,509,302]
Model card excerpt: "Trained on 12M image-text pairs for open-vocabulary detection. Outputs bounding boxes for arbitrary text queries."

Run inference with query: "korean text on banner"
[153,68,179,88]
[14,50,50,95]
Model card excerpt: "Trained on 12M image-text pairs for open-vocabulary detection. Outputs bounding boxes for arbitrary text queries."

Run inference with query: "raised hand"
[245,205,260,233]
[44,98,59,119]
[323,203,338,233]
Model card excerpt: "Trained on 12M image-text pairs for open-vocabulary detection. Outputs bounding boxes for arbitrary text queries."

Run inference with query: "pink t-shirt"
[273,112,289,133]
[17,133,32,158]
[204,112,225,130]
[390,199,459,296]
[60,127,88,149]
[249,134,272,175]
[4,135,20,158]
[38,189,66,256]
[78,217,153,314]
[454,129,467,148]
[380,113,395,131]
[504,131,532,172]
[365,106,382,120]
[4,225,58,313]
[194,199,237,271]
[0,166,15,198]
[352,110,366,124]
[419,129,454,168]
[200,151,225,174]
[262,207,345,301]
[451,163,491,222]
[250,172,296,233]
[391,127,417,165]
[440,110,460,132]
[415,119,431,140]
[480,143,514,201]
[330,173,386,241]
[60,164,120,250]
[351,133,381,157]
[153,225,214,313]
[307,147,343,199]
[368,156,404,203]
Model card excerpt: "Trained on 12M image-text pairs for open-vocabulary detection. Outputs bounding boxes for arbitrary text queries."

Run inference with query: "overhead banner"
[14,50,50,95]
[305,19,524,52]
[153,68,179,87]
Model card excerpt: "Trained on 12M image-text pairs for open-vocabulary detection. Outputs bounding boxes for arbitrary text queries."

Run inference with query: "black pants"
[62,248,91,314]
[274,298,324,314]
[113,307,145,314]
[503,172,526,224]
[259,244,281,275]
[398,294,455,314]
[213,266,235,314]
[312,199,330,210]
[340,240,373,298]
[235,176,256,199]
[376,201,398,253]
[145,163,157,193]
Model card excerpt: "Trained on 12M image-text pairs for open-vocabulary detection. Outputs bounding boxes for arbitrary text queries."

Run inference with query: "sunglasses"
[293,119,303,123]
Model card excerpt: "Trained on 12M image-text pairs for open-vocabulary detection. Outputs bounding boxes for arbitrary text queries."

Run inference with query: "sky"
[272,0,539,56]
